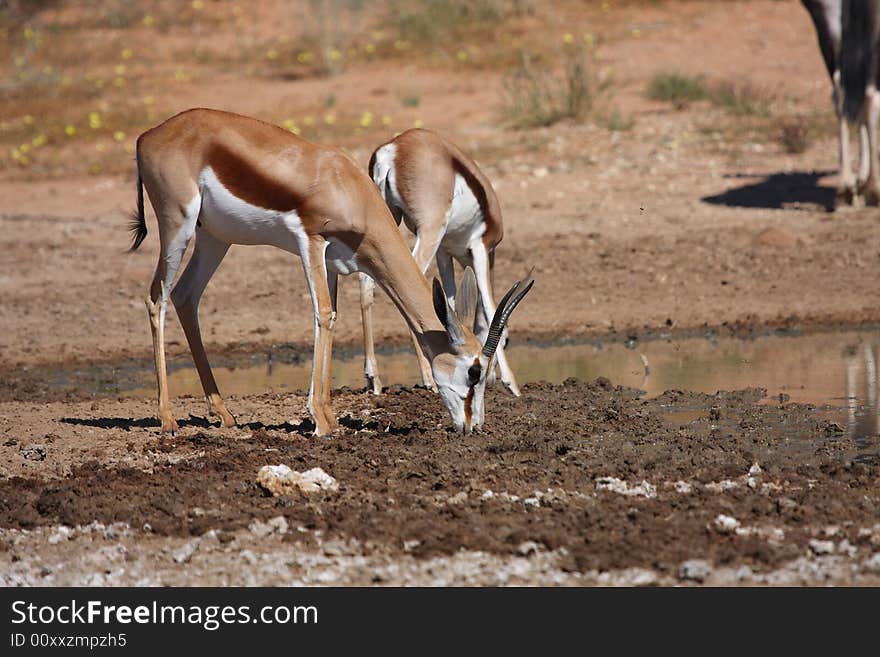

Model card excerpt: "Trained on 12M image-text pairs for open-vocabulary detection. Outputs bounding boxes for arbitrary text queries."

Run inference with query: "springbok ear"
[456,267,478,330]
[433,278,466,346]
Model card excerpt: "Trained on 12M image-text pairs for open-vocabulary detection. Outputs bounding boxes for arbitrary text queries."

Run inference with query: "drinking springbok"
[358,128,522,397]
[802,0,876,206]
[129,108,533,436]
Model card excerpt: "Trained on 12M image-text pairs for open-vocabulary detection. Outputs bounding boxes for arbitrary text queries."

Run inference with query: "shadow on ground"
[702,170,836,211]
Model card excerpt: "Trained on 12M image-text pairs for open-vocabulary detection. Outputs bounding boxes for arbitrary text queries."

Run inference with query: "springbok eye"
[468,363,482,386]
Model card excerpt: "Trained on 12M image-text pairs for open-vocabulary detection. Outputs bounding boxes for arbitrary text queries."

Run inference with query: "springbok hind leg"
[833,71,857,207]
[170,228,235,427]
[860,87,880,206]
[145,204,197,433]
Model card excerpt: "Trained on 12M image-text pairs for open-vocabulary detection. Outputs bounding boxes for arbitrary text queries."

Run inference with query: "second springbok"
[802,0,880,207]
[359,128,522,397]
[129,108,532,436]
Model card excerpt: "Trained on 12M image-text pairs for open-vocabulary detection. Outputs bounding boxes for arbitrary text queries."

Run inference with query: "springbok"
[358,128,521,398]
[129,108,533,436]
[802,0,877,206]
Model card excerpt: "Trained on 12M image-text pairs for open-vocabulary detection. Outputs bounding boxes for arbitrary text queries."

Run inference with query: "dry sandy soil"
[1,0,879,586]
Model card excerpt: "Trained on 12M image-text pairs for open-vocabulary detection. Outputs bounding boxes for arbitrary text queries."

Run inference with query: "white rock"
[172,539,201,564]
[679,559,712,582]
[714,514,740,534]
[48,526,74,545]
[673,480,693,494]
[595,476,657,498]
[705,479,739,493]
[256,464,339,496]
[517,541,541,556]
[748,463,762,477]
[481,490,495,500]
[863,553,880,573]
[446,491,468,505]
[809,539,835,556]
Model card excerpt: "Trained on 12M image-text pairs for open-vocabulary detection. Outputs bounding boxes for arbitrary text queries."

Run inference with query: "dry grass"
[499,46,598,129]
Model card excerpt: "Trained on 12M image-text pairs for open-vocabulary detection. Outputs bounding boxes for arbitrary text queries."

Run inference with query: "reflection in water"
[845,344,879,447]
[122,329,880,446]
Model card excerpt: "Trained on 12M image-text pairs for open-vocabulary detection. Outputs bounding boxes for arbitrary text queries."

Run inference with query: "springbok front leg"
[302,236,338,436]
[358,273,383,395]
[170,228,235,427]
[407,229,445,390]
[468,240,520,396]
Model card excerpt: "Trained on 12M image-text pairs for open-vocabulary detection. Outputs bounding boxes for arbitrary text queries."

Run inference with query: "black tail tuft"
[128,148,147,252]
[128,208,147,251]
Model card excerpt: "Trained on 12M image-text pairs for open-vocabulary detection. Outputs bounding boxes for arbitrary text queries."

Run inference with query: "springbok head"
[430,267,534,433]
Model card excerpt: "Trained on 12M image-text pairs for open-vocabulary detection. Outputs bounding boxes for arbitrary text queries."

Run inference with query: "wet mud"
[2,379,878,581]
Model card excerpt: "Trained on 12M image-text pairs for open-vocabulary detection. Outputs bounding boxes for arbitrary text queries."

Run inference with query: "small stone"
[248,519,274,538]
[595,476,657,498]
[172,539,201,564]
[532,166,549,178]
[267,515,289,534]
[240,549,258,565]
[446,491,468,505]
[864,553,880,573]
[517,541,541,556]
[403,539,421,553]
[21,444,47,461]
[481,490,494,500]
[837,539,856,557]
[678,559,712,583]
[524,497,541,508]
[748,463,762,477]
[809,539,835,556]
[48,526,73,545]
[714,514,740,534]
[673,480,693,494]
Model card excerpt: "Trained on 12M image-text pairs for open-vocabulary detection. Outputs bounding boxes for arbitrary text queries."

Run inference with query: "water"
[116,327,880,445]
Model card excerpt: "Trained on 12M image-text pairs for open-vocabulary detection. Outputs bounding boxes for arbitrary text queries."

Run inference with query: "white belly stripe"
[198,166,306,254]
[442,173,486,257]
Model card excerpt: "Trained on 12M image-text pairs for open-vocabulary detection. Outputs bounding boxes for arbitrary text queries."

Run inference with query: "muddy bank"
[2,380,878,581]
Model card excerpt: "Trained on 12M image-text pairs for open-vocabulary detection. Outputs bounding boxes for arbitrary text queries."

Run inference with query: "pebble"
[517,541,541,557]
[21,444,47,461]
[248,515,289,537]
[864,553,880,573]
[714,514,740,534]
[48,526,74,545]
[446,491,468,505]
[595,476,657,498]
[172,539,201,564]
[808,539,835,556]
[678,559,712,583]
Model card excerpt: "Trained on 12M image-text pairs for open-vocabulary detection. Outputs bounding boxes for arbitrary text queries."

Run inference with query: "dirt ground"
[1,1,880,586]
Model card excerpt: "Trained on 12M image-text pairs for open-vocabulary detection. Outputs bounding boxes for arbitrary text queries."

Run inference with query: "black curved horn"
[482,269,535,358]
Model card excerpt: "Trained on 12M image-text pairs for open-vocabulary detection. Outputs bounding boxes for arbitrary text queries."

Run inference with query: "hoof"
[862,186,880,207]
[160,416,179,434]
[836,185,856,208]
[503,380,522,397]
[366,375,383,396]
